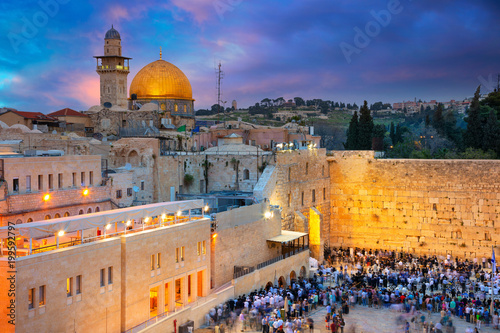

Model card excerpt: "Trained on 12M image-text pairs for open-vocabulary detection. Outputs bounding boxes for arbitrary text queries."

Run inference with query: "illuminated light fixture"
[43,194,50,201]
[58,230,65,237]
[83,189,89,196]
[212,233,218,239]
[144,217,150,223]
[161,214,166,219]
[204,205,209,212]
[264,211,272,219]
[313,143,317,148]
[105,224,111,230]
[126,220,131,226]
[176,210,182,217]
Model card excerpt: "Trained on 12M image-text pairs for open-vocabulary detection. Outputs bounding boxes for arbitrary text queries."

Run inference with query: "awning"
[267,230,308,243]
[0,200,204,239]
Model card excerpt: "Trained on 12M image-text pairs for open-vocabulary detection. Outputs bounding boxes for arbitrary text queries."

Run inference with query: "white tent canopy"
[0,200,204,239]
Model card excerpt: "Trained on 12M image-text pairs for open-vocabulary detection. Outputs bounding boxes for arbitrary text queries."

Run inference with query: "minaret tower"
[94,25,132,109]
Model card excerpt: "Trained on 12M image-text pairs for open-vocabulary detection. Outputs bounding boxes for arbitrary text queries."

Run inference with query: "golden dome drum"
[129,59,193,100]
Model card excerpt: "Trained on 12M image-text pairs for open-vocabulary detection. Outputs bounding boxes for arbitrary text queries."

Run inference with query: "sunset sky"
[1,0,500,113]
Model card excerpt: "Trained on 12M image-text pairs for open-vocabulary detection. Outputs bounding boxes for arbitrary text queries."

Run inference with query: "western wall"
[327,151,500,259]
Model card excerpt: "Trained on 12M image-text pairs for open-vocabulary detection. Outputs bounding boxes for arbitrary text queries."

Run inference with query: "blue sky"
[1,0,499,113]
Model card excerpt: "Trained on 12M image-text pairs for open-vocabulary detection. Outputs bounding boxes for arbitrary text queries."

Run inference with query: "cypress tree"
[464,86,484,149]
[482,108,500,155]
[390,122,396,145]
[433,103,445,134]
[344,111,359,149]
[357,100,374,150]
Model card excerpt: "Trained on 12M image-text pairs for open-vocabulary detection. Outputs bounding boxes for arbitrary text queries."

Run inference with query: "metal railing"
[233,246,309,279]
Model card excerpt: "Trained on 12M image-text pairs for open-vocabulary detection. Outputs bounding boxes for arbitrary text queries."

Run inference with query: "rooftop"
[48,108,89,118]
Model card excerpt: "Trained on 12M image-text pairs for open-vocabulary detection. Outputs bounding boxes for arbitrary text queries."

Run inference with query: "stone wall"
[211,203,282,289]
[328,153,500,259]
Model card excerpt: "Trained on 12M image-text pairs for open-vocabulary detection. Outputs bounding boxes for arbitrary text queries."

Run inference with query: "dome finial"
[160,47,162,60]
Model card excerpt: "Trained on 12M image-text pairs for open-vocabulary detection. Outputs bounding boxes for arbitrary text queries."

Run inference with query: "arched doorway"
[265,281,273,291]
[290,270,297,284]
[278,276,286,289]
[299,266,306,279]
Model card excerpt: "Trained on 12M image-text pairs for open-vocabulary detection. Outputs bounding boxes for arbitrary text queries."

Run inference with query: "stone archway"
[265,281,273,291]
[278,276,287,289]
[299,266,306,279]
[128,150,141,167]
[290,270,297,284]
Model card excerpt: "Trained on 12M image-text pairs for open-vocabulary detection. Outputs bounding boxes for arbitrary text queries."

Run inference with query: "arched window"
[79,210,84,215]
[27,218,33,223]
[87,208,92,214]
[44,215,51,220]
[183,105,187,112]
[64,212,70,217]
[174,104,178,112]
[95,206,100,212]
[15,219,22,225]
[243,169,250,180]
[54,213,61,219]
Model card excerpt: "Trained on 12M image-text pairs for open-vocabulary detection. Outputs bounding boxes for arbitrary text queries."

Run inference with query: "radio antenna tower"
[215,61,224,120]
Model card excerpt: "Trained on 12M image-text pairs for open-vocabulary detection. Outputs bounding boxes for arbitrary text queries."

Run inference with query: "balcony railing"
[233,246,309,279]
[97,65,129,71]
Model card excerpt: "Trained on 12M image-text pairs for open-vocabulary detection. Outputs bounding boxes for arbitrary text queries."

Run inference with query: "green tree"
[294,97,305,107]
[425,115,431,127]
[390,122,396,145]
[357,101,374,149]
[482,108,500,155]
[464,86,484,149]
[433,103,445,134]
[344,111,359,149]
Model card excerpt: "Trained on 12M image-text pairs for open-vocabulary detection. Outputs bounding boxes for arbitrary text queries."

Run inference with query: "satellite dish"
[124,163,132,170]
[103,102,112,108]
[133,186,140,193]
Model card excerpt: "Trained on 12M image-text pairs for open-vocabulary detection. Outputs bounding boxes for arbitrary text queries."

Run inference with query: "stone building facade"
[0,155,111,226]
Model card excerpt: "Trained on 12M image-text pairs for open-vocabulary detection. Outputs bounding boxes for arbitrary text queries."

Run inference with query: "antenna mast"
[216,61,224,123]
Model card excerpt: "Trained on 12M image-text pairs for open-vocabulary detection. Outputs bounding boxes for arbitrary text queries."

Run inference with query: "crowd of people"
[205,247,499,333]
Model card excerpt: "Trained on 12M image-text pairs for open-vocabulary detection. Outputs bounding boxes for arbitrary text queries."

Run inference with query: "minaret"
[94,26,132,109]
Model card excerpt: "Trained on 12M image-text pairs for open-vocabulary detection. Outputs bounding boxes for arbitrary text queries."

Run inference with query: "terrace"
[0,200,207,258]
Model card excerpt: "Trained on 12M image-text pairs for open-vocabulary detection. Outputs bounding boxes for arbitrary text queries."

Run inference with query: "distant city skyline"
[1,0,499,113]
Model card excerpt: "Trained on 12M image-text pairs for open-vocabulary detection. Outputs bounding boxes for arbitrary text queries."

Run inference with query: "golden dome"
[129,59,193,100]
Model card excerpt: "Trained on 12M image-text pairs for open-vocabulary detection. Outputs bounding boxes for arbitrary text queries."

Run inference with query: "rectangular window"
[89,171,93,186]
[157,253,161,269]
[197,242,201,256]
[301,192,304,206]
[151,254,155,270]
[312,189,316,203]
[48,174,53,190]
[81,172,85,186]
[288,193,291,207]
[175,248,179,263]
[66,277,73,297]
[181,246,185,261]
[100,268,105,287]
[116,190,122,199]
[202,240,206,255]
[58,173,63,189]
[323,188,326,200]
[38,175,43,191]
[127,188,133,197]
[13,177,19,192]
[76,275,82,294]
[28,288,35,309]
[141,180,145,191]
[39,285,45,306]
[288,167,291,181]
[72,173,76,187]
[108,267,113,284]
[26,175,31,192]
